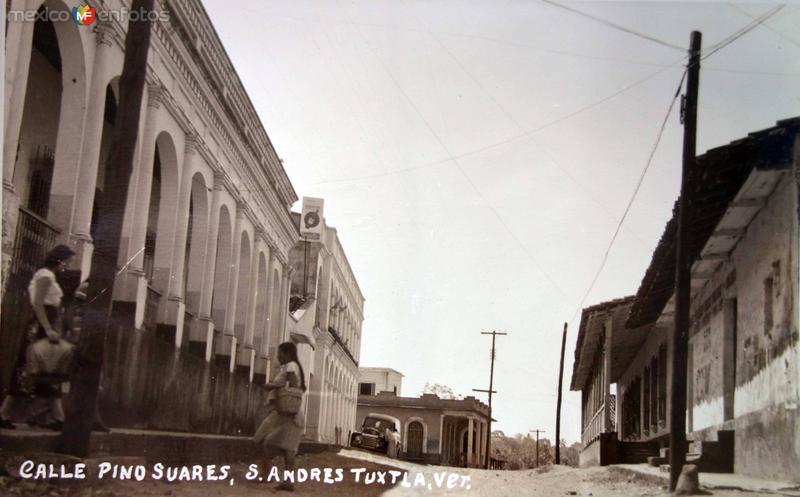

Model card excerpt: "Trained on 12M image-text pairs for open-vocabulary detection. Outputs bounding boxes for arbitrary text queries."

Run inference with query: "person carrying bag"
[0,245,76,431]
[253,341,307,492]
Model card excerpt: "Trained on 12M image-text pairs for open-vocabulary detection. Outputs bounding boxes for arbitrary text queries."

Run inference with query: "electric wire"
[701,4,787,62]
[568,70,687,326]
[729,4,800,50]
[538,0,687,52]
[344,14,571,301]
[310,58,685,187]
[568,4,789,324]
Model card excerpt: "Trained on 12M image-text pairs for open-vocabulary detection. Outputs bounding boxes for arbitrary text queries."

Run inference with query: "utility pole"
[58,0,155,457]
[555,322,568,464]
[529,429,546,468]
[670,30,702,492]
[473,330,507,469]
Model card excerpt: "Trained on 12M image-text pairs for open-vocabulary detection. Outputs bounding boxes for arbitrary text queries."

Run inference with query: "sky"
[203,0,800,443]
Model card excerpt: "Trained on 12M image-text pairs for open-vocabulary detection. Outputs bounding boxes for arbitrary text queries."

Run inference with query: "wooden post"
[530,429,546,468]
[555,322,567,464]
[58,0,155,457]
[669,30,702,491]
[480,330,507,469]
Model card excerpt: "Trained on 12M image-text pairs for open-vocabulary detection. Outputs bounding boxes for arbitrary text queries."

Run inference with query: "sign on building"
[300,197,324,240]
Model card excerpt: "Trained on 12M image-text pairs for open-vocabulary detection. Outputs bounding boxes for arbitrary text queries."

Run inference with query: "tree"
[58,0,155,457]
[422,382,462,399]
[489,433,580,469]
[559,439,582,467]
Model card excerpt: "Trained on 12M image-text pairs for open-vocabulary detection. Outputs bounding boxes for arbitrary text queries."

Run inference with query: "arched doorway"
[407,421,425,460]
[1,3,86,391]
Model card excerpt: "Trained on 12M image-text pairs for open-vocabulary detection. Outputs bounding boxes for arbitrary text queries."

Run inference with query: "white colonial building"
[285,212,365,444]
[1,0,316,433]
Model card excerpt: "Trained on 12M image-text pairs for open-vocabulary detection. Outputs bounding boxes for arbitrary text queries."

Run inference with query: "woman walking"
[253,342,307,492]
[0,245,76,430]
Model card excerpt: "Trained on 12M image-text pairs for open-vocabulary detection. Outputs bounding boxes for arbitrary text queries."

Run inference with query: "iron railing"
[0,207,60,394]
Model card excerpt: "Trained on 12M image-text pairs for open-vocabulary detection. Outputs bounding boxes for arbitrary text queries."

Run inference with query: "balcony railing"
[328,326,358,366]
[581,403,605,448]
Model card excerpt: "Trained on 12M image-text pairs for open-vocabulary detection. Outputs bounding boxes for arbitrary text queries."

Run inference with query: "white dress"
[253,362,306,452]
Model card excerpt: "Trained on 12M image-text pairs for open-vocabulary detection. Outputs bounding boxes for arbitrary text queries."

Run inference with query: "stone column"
[438,414,445,457]
[166,135,198,347]
[262,250,276,363]
[3,0,36,186]
[65,24,122,277]
[114,84,163,328]
[305,341,329,441]
[467,418,474,467]
[222,205,244,372]
[241,233,261,381]
[197,178,222,362]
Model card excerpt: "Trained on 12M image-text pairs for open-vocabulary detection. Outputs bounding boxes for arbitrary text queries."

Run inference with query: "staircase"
[619,441,660,464]
[655,431,734,473]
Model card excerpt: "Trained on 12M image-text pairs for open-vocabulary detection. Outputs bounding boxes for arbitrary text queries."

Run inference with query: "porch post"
[603,315,614,432]
[467,418,474,467]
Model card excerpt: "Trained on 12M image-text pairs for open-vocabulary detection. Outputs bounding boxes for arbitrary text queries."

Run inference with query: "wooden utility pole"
[530,429,546,468]
[555,322,567,464]
[669,30,702,491]
[58,0,155,457]
[474,330,507,469]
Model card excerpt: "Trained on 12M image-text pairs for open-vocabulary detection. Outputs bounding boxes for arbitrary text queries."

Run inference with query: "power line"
[566,9,787,324]
[538,0,686,52]
[729,4,800,50]
[406,8,655,250]
[568,70,687,325]
[310,58,685,187]
[701,5,787,62]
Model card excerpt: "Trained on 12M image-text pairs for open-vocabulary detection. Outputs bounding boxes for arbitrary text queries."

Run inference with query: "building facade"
[2,0,302,433]
[285,212,365,445]
[359,367,403,396]
[356,389,491,468]
[571,118,800,482]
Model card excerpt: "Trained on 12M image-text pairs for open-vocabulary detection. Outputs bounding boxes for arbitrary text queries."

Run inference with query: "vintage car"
[350,413,402,456]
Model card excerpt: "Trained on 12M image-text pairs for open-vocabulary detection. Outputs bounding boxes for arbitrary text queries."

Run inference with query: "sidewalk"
[614,463,800,497]
[0,425,336,463]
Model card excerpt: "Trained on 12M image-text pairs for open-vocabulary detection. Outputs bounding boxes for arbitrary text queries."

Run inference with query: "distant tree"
[422,382,461,399]
[490,433,578,469]
[559,439,582,467]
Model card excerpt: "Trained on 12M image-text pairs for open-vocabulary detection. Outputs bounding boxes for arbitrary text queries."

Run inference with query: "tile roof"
[626,117,800,329]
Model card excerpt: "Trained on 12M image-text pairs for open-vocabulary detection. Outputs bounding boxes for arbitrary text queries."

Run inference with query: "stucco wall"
[359,369,403,396]
[685,173,799,481]
[729,174,799,481]
[355,404,443,461]
[733,175,797,413]
[687,262,735,432]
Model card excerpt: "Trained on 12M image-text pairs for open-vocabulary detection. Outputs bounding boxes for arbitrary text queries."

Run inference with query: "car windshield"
[364,418,394,431]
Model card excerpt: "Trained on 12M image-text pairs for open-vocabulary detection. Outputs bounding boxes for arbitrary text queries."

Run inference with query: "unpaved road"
[0,448,777,497]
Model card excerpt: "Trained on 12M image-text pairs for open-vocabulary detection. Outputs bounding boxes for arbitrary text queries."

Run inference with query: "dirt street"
[0,448,777,497]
